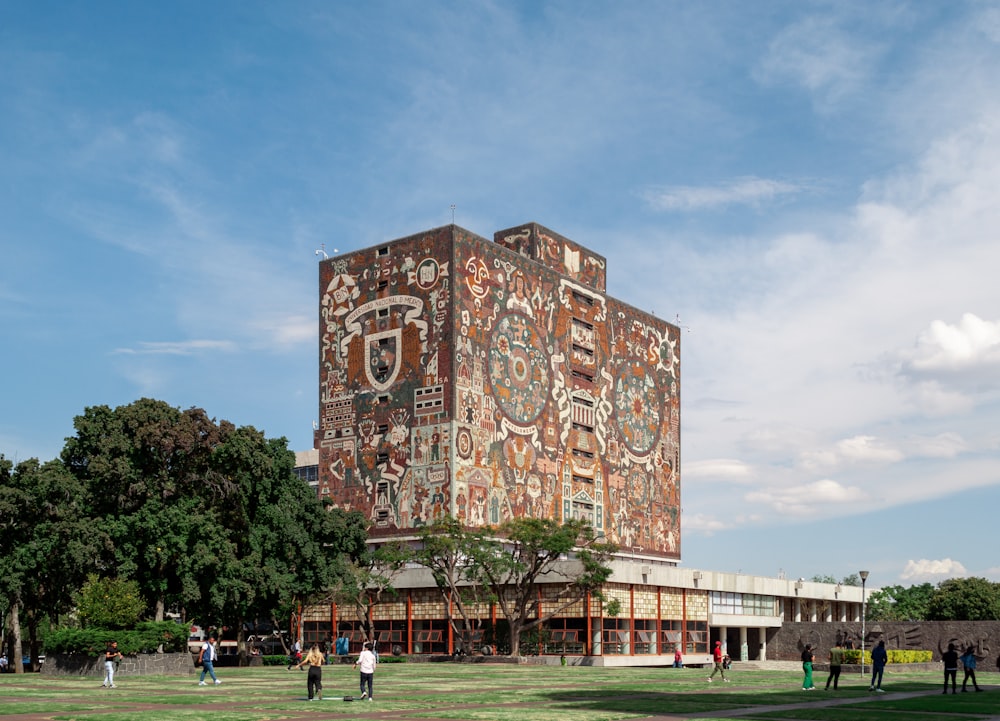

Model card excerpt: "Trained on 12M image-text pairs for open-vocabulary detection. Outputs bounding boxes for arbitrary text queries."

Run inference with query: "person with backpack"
[869,640,888,692]
[960,645,983,692]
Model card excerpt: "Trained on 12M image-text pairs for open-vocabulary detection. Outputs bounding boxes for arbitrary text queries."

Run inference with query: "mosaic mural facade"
[318,222,681,559]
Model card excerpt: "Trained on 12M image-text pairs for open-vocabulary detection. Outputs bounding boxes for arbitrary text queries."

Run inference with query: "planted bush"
[47,621,188,655]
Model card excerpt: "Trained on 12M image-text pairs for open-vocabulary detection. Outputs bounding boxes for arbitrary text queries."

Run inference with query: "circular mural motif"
[613,361,661,455]
[456,427,473,460]
[489,312,551,425]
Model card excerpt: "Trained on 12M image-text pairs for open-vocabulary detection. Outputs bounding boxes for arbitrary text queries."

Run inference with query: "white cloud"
[684,458,753,481]
[744,479,867,517]
[900,558,967,581]
[642,177,803,212]
[902,314,1000,373]
[683,513,728,535]
[113,340,237,356]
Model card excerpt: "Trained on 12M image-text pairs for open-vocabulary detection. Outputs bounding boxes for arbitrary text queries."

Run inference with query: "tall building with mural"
[317,222,680,558]
[307,222,866,666]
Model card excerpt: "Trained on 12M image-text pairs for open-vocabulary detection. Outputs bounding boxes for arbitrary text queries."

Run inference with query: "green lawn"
[0,664,997,720]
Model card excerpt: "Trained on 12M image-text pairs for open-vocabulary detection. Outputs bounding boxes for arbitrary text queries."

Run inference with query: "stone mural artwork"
[318,222,681,559]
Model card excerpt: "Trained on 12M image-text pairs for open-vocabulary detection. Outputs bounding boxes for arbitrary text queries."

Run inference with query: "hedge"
[842,649,933,664]
[46,622,189,655]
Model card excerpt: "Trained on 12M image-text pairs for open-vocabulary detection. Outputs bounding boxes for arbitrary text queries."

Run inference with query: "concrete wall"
[42,653,196,677]
[768,620,1000,666]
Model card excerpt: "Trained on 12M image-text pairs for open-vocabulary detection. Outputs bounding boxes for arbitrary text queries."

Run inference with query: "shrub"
[842,648,932,664]
[46,621,188,655]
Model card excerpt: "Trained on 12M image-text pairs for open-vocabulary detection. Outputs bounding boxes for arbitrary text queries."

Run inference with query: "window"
[571,290,594,307]
[572,474,593,485]
[572,421,594,433]
[571,369,594,383]
[377,246,389,257]
[601,618,630,655]
[377,280,388,291]
[572,448,594,460]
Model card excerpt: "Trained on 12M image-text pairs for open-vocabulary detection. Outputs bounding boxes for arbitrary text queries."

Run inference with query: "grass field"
[1,663,997,721]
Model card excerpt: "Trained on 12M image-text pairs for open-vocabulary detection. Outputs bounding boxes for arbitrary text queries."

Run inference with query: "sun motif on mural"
[613,361,661,455]
[489,312,551,425]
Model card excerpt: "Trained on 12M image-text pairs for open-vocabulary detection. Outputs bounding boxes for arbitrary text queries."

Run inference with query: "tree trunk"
[11,603,23,674]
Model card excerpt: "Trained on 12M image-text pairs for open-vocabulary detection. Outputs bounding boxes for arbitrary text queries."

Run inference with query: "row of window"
[303,618,708,657]
[709,592,777,616]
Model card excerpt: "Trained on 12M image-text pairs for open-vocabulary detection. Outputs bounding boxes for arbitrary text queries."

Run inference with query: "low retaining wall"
[42,653,196,677]
[768,621,1000,665]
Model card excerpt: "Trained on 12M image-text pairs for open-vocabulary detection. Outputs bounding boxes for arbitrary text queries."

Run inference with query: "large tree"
[469,517,616,657]
[203,426,368,661]
[62,398,227,620]
[927,577,1000,621]
[866,583,935,621]
[0,457,101,670]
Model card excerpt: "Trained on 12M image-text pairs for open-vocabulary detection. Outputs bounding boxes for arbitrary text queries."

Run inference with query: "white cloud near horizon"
[901,558,967,581]
[113,340,238,356]
[642,177,805,212]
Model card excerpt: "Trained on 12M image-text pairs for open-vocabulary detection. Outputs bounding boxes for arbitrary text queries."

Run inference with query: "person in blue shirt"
[960,646,983,692]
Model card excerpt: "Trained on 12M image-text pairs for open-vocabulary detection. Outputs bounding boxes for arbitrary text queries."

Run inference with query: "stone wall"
[767,621,1000,667]
[42,653,196,677]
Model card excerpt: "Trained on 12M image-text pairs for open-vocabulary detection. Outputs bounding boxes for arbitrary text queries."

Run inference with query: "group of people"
[98,634,378,702]
[941,643,984,693]
[294,640,379,701]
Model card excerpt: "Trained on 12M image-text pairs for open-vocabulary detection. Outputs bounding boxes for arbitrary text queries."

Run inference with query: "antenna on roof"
[315,244,328,260]
[450,204,456,224]
[674,314,692,333]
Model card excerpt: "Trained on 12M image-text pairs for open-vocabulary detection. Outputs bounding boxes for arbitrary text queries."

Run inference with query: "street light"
[859,570,869,677]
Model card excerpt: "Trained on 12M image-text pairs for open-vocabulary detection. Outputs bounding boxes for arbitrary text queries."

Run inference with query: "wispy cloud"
[744,479,867,517]
[114,340,237,356]
[642,177,804,212]
[753,12,887,110]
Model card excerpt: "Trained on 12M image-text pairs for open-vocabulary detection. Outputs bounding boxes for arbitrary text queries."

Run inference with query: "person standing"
[198,635,222,686]
[707,640,728,682]
[960,645,983,692]
[287,638,302,670]
[101,640,122,688]
[942,643,959,694]
[354,641,378,701]
[869,640,887,692]
[295,644,325,701]
[801,644,816,690]
[825,641,843,690]
[673,645,683,668]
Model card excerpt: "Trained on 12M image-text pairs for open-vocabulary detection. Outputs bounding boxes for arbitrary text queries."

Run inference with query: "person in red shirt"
[708,641,729,682]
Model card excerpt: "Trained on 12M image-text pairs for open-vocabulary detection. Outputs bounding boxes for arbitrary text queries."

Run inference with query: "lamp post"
[859,570,869,677]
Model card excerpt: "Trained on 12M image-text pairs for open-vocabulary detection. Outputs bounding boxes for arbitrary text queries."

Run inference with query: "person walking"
[353,641,378,701]
[707,640,729,682]
[295,644,325,701]
[960,645,983,692]
[869,640,887,692]
[942,643,959,694]
[801,644,816,690]
[287,638,302,670]
[101,640,122,688]
[825,641,843,690]
[673,645,683,668]
[198,635,222,686]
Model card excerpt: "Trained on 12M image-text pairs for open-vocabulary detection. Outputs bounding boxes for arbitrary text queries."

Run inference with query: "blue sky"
[2,1,999,589]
